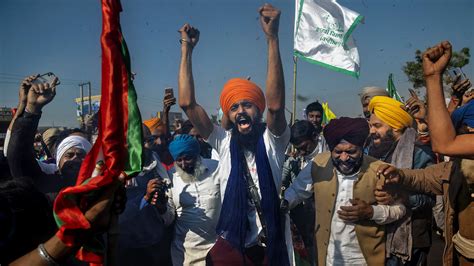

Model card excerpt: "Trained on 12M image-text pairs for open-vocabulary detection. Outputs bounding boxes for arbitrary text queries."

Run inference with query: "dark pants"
[386,247,430,266]
[206,237,267,266]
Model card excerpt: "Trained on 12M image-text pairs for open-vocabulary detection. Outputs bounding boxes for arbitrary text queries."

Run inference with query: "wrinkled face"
[228,100,260,135]
[331,141,363,175]
[362,98,371,119]
[294,138,318,157]
[59,147,86,177]
[307,111,323,128]
[175,155,197,174]
[369,114,397,147]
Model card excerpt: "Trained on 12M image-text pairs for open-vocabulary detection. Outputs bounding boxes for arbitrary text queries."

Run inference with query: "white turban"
[56,135,92,167]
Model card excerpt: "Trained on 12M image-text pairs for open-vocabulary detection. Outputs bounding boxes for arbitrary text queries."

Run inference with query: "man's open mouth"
[237,116,252,130]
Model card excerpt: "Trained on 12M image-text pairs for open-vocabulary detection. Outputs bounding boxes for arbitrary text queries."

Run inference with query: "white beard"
[175,157,207,183]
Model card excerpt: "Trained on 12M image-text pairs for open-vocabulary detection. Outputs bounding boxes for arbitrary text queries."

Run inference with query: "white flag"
[294,0,363,77]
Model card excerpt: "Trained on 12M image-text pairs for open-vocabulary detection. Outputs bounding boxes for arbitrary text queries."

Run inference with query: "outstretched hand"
[26,76,59,114]
[376,164,403,185]
[403,89,427,120]
[19,74,39,104]
[422,41,452,78]
[259,3,281,39]
[83,181,126,234]
[178,24,200,48]
[451,76,472,99]
[163,90,176,113]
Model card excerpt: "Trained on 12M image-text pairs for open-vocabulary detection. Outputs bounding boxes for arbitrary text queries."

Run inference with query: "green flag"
[387,73,402,101]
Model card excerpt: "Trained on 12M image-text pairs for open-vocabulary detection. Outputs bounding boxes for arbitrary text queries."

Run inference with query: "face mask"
[60,160,82,181]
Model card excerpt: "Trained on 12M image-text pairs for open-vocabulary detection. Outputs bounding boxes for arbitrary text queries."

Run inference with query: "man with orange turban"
[367,95,435,266]
[177,4,292,266]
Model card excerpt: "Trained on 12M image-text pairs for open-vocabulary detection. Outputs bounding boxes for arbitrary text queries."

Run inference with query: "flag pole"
[291,56,297,125]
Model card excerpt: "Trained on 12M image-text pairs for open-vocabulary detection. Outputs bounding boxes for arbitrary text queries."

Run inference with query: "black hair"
[290,120,319,145]
[181,120,194,135]
[0,177,56,264]
[305,101,323,115]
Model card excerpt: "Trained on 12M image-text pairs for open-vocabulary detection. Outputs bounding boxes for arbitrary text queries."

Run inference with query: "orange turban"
[143,117,163,131]
[220,78,266,115]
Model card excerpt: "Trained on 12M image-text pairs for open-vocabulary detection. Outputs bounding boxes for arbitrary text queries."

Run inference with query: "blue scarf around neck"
[216,130,289,265]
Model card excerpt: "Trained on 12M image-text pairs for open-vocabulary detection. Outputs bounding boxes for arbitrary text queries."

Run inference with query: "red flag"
[53,0,143,263]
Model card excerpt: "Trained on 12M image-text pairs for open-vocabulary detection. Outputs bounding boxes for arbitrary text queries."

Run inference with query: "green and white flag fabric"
[294,0,364,78]
[387,73,402,101]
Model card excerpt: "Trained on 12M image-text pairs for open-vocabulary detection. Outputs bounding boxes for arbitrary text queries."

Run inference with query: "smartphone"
[165,87,174,98]
[447,67,467,82]
[33,72,61,86]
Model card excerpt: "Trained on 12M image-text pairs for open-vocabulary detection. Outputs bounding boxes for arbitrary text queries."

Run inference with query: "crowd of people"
[1,4,473,266]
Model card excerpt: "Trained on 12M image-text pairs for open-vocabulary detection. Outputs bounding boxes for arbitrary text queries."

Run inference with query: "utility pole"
[79,83,84,129]
[78,82,91,130]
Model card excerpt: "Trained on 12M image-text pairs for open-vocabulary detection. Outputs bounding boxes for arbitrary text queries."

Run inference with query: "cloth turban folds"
[143,117,163,132]
[369,96,413,130]
[220,78,266,115]
[169,134,201,160]
[452,100,474,128]
[323,117,369,151]
[56,135,92,167]
[360,86,390,104]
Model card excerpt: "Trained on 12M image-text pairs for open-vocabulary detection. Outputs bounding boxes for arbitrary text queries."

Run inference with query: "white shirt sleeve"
[284,162,314,209]
[205,125,228,153]
[371,202,407,225]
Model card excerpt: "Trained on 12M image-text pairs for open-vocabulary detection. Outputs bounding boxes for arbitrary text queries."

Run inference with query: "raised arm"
[178,24,213,139]
[423,41,474,157]
[7,76,58,179]
[162,89,176,139]
[259,4,287,136]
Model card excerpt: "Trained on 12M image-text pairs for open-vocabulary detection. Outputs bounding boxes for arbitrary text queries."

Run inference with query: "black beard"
[332,155,364,175]
[367,130,397,160]
[232,123,264,153]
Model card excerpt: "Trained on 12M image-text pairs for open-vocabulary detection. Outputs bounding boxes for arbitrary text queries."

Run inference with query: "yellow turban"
[143,117,163,131]
[220,78,266,115]
[369,96,413,130]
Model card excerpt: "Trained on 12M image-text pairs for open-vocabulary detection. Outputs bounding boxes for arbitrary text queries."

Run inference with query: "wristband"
[179,38,192,46]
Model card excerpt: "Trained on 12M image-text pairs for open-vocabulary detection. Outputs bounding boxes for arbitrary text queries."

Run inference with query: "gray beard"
[175,158,207,183]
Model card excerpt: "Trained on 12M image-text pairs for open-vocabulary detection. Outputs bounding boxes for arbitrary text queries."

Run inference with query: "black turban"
[323,117,369,151]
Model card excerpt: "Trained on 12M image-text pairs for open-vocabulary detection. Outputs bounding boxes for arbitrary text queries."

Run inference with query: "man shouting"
[177,4,292,265]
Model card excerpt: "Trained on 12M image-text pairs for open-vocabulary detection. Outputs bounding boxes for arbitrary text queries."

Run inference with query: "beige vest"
[311,152,386,266]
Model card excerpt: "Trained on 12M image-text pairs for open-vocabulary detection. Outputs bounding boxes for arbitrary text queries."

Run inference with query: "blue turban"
[169,134,201,160]
[451,100,474,129]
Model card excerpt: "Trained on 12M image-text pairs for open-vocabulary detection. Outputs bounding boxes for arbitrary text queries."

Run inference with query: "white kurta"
[285,163,406,265]
[206,125,294,265]
[161,159,221,266]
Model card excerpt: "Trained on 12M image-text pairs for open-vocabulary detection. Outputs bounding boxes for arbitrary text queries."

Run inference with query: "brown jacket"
[399,160,474,266]
[311,152,386,266]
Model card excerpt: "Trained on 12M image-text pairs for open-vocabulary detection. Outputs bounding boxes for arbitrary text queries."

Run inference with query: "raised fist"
[422,41,452,78]
[178,24,200,48]
[259,4,281,39]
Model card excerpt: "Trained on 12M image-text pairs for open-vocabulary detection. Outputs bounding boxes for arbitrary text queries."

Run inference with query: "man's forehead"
[65,146,86,153]
[369,113,388,126]
[307,110,322,116]
[231,99,254,105]
[334,140,359,150]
